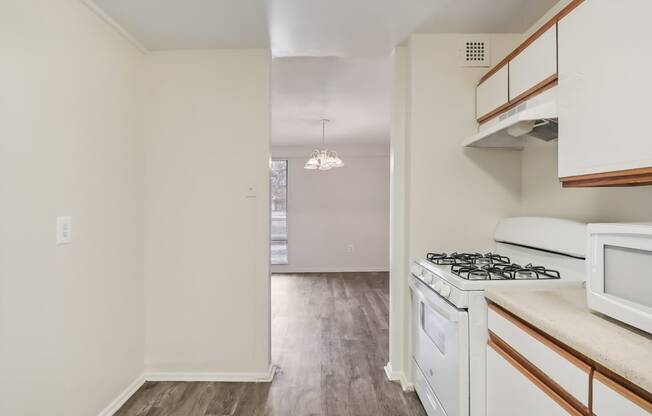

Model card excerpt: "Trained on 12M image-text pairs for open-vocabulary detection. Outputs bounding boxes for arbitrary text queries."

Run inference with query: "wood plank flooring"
[115,272,426,416]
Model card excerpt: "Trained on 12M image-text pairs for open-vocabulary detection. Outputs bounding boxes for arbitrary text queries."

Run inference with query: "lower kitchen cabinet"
[487,341,582,416]
[593,372,652,416]
[486,301,652,416]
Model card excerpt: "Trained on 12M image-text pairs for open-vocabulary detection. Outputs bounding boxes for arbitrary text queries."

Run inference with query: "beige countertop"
[485,283,652,393]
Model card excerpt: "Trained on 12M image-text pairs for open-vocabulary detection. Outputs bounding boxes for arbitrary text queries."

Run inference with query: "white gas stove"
[409,217,587,416]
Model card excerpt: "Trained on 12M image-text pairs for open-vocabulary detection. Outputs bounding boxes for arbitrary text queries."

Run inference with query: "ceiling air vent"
[460,38,490,67]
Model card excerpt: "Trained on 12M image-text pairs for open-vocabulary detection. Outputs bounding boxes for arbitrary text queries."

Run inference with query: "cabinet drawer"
[476,65,508,120]
[488,304,590,408]
[509,24,557,101]
[593,372,652,416]
[487,341,582,416]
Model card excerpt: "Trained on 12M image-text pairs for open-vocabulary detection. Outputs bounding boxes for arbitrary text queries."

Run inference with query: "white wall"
[388,33,523,377]
[271,145,390,273]
[520,139,652,222]
[405,33,523,257]
[143,50,271,376]
[0,1,144,415]
[388,46,409,381]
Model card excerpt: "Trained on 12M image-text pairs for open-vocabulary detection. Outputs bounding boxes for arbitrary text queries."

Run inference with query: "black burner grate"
[427,252,561,281]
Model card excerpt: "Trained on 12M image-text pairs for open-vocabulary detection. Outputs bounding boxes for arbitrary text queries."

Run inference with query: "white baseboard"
[145,364,278,383]
[98,365,277,416]
[271,266,389,274]
[97,373,146,416]
[384,362,414,392]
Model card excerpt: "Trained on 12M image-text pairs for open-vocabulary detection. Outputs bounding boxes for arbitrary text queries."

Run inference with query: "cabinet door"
[509,25,557,101]
[477,65,508,120]
[487,341,582,416]
[593,372,652,416]
[558,0,652,179]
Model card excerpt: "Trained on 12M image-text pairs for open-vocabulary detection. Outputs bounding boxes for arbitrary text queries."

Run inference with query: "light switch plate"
[56,216,72,244]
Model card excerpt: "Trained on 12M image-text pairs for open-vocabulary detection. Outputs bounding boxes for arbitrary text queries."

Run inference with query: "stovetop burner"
[426,252,509,266]
[426,252,561,280]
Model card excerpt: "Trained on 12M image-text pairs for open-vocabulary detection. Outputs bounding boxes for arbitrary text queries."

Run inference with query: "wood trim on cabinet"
[489,303,591,374]
[478,0,584,86]
[477,76,558,124]
[560,166,652,187]
[509,74,558,110]
[594,371,652,413]
[476,100,513,125]
[489,340,584,416]
[588,368,594,415]
[490,332,590,415]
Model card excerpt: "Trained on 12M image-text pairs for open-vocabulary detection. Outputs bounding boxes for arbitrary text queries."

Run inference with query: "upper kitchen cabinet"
[476,65,509,121]
[558,0,652,187]
[468,4,571,148]
[509,25,557,103]
[475,17,560,126]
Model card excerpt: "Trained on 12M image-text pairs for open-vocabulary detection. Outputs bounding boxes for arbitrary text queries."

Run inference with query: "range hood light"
[507,120,535,137]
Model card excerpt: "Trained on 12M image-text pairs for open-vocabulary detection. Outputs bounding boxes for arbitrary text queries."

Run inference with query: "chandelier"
[304,119,344,170]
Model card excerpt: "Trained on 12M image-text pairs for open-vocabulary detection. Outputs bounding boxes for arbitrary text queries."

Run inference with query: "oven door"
[411,277,469,416]
[588,228,652,333]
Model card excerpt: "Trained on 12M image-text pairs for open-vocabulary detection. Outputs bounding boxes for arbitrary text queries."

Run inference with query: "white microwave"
[587,223,652,334]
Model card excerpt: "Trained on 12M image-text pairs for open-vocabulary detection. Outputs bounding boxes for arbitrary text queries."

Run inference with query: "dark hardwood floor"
[115,272,426,416]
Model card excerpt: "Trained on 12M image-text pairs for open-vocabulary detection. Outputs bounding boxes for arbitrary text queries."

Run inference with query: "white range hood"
[463,87,558,150]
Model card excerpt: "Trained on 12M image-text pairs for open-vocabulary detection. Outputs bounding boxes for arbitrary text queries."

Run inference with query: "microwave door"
[588,232,652,334]
[603,245,652,309]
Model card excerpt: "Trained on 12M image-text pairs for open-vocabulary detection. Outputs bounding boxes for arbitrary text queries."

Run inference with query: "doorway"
[263,54,422,414]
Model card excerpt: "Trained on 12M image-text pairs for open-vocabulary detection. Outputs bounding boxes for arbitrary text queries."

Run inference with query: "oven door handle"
[409,278,463,322]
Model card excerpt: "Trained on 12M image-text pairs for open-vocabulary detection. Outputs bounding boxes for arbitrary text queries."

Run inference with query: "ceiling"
[88,0,559,146]
[272,57,392,146]
[267,0,446,57]
[416,0,559,34]
[90,0,559,54]
[91,0,269,50]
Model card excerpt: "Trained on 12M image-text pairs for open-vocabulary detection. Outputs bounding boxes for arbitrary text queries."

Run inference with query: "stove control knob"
[433,280,443,292]
[423,273,434,284]
[440,284,451,298]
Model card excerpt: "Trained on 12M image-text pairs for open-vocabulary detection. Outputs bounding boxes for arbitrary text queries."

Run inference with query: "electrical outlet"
[346,244,355,254]
[56,216,72,245]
